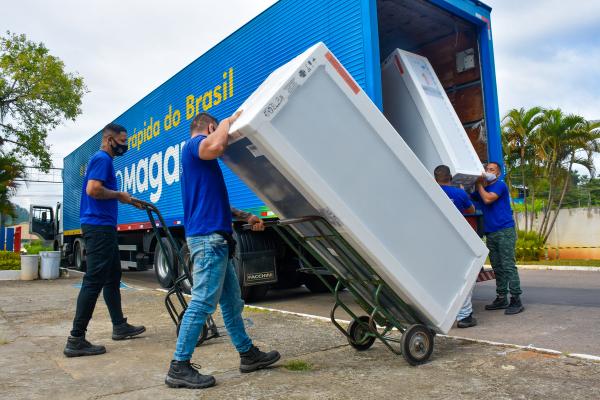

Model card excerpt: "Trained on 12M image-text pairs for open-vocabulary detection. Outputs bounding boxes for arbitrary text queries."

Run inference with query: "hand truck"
[249,216,437,366]
[132,198,219,346]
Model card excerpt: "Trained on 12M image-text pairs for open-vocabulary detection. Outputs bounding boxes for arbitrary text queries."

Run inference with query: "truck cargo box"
[382,49,484,185]
[225,42,488,333]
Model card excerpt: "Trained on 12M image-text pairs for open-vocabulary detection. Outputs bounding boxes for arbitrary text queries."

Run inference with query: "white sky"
[2,0,599,209]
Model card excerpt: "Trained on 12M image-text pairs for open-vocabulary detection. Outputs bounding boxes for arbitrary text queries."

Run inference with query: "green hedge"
[24,240,52,255]
[0,251,21,270]
[516,230,544,261]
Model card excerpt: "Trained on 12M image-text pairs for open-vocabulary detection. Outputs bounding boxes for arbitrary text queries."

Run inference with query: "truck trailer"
[31,0,502,302]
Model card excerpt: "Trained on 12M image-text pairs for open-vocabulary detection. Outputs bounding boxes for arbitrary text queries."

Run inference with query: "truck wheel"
[74,241,86,272]
[178,242,193,295]
[240,284,270,303]
[304,274,338,293]
[154,238,175,288]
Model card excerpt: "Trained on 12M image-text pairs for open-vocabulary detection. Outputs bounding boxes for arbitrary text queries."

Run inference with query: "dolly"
[132,197,219,346]
[250,216,437,366]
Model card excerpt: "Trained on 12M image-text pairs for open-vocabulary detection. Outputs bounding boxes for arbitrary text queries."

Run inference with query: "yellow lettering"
[186,95,195,120]
[202,91,213,111]
[153,120,160,137]
[213,85,222,106]
[195,96,202,116]
[229,67,234,98]
[173,109,181,127]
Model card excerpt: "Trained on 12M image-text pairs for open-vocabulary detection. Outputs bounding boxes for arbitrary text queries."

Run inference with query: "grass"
[0,338,9,345]
[517,259,600,267]
[283,359,312,372]
[244,306,272,314]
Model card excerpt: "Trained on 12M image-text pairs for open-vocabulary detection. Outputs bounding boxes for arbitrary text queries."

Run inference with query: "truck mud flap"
[234,229,278,287]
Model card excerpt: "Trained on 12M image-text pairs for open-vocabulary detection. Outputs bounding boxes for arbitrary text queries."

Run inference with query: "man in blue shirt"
[165,112,280,389]
[434,165,477,328]
[472,162,524,315]
[64,123,145,358]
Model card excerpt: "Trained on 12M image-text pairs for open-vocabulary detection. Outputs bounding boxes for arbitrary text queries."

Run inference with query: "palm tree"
[502,107,544,232]
[535,110,599,242]
[0,155,25,221]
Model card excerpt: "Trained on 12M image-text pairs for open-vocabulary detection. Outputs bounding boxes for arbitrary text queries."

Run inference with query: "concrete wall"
[515,207,600,259]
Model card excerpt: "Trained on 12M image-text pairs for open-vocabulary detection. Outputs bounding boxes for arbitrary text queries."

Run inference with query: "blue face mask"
[110,138,128,156]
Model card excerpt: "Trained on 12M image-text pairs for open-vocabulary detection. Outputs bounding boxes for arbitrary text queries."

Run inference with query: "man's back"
[181,135,232,236]
[440,185,472,213]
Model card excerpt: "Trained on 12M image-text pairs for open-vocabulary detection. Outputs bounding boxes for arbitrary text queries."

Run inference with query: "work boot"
[505,296,525,315]
[63,335,106,357]
[112,319,146,340]
[165,360,216,389]
[485,295,509,310]
[457,314,478,328]
[239,345,281,373]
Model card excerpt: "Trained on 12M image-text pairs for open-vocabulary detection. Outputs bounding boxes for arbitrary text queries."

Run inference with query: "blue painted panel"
[5,227,14,252]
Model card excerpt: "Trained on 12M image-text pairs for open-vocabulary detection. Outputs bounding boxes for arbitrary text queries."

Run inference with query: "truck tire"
[304,274,338,294]
[74,241,86,272]
[178,241,193,295]
[154,238,176,288]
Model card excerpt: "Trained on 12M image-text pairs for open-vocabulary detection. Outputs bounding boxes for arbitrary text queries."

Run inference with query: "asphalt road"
[119,268,600,356]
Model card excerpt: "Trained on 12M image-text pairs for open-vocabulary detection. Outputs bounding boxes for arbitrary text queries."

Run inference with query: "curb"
[483,264,600,272]
[517,265,600,271]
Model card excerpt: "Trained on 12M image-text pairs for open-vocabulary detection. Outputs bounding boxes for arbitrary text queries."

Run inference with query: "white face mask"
[484,172,497,182]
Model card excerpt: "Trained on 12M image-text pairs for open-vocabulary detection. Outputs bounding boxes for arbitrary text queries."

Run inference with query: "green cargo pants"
[486,227,522,297]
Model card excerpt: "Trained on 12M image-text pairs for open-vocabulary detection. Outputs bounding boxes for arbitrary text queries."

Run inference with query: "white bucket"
[40,251,61,280]
[20,255,39,280]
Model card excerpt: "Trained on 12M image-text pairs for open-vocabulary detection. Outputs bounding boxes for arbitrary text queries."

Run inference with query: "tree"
[0,155,25,222]
[503,107,600,245]
[502,106,543,231]
[0,31,87,171]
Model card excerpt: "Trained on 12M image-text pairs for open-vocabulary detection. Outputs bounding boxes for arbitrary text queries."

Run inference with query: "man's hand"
[247,215,265,231]
[117,191,133,205]
[228,110,243,126]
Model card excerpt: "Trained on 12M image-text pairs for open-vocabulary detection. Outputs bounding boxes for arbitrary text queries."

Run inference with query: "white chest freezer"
[225,42,488,334]
[381,48,484,186]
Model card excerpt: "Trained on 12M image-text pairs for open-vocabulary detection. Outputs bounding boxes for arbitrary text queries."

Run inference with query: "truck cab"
[29,203,63,251]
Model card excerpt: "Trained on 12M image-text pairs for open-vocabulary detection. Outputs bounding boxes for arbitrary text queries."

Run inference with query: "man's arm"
[86,180,133,204]
[198,111,242,160]
[476,183,500,205]
[231,207,265,232]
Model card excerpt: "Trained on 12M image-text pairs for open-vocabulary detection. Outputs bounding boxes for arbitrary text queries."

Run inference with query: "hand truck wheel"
[347,316,376,351]
[176,320,209,347]
[400,324,434,365]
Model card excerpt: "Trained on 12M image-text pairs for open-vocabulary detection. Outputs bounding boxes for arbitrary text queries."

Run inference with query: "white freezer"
[381,48,484,186]
[225,42,488,334]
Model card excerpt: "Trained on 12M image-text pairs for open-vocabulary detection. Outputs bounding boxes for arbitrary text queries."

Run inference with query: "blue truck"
[31,0,502,301]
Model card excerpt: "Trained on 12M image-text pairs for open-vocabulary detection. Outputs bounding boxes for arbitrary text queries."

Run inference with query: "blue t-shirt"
[181,135,232,237]
[440,185,473,213]
[80,150,118,226]
[471,180,515,233]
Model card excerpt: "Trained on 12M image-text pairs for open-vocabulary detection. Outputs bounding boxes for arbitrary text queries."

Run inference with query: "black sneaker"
[112,319,146,340]
[165,360,216,389]
[239,345,281,373]
[505,296,525,315]
[485,296,509,310]
[64,335,106,357]
[457,314,478,328]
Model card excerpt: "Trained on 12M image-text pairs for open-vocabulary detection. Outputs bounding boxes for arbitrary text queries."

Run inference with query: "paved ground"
[122,268,600,356]
[1,277,599,400]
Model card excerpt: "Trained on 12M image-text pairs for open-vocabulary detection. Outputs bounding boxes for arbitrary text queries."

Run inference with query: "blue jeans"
[173,233,253,361]
[457,286,474,321]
